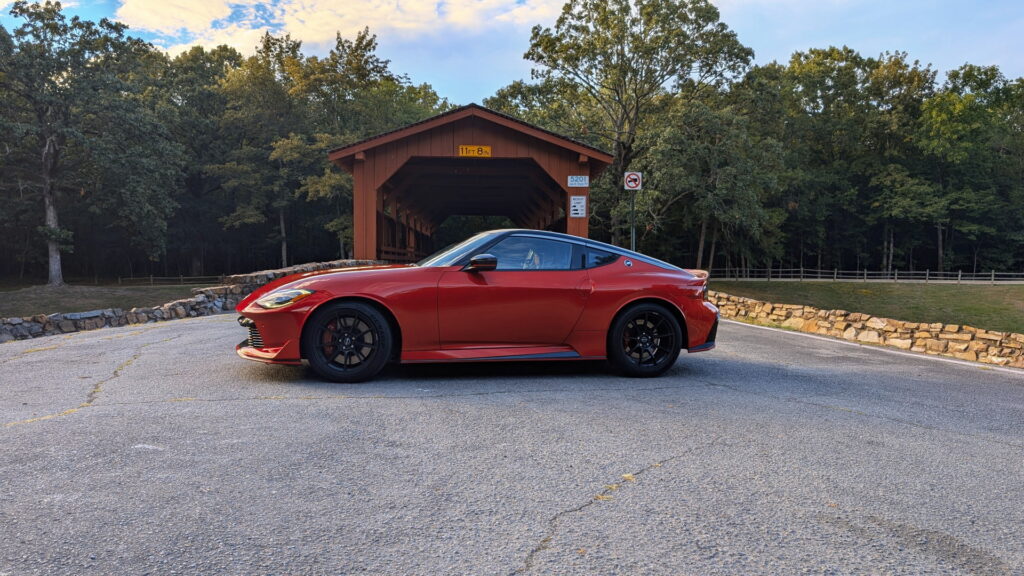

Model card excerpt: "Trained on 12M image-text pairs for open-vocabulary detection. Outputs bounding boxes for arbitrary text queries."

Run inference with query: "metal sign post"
[624,172,642,251]
[630,190,636,251]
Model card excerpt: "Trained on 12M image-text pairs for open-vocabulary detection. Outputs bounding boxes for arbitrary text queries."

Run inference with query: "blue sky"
[3,1,1022,104]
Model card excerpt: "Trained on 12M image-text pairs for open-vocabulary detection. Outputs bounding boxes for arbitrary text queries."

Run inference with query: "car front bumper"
[235,314,303,365]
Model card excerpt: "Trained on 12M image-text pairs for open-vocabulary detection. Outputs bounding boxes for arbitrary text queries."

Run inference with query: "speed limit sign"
[624,171,642,190]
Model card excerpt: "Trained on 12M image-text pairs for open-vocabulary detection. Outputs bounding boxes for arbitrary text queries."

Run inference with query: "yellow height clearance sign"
[458,145,491,157]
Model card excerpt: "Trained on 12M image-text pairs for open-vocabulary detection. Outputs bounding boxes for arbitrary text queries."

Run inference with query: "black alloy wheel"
[608,303,682,377]
[302,301,393,383]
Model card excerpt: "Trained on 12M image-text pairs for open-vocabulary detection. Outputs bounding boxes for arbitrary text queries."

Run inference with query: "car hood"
[236,264,417,310]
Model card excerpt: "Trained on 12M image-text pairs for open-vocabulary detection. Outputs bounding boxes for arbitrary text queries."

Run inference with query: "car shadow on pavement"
[234,357,705,389]
[384,359,611,381]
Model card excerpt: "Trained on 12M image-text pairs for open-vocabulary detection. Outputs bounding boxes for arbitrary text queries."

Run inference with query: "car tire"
[607,302,682,377]
[302,301,393,383]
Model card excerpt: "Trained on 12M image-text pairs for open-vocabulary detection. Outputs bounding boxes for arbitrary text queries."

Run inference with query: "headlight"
[256,289,315,309]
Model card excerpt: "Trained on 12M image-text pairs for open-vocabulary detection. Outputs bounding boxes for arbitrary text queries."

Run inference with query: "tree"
[917,65,1009,272]
[777,47,876,270]
[862,52,935,271]
[209,34,306,268]
[648,100,783,269]
[0,1,183,284]
[523,0,752,245]
[161,45,243,275]
[278,29,447,259]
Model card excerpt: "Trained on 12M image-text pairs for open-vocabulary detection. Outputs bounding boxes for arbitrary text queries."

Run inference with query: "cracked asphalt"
[2,315,1024,575]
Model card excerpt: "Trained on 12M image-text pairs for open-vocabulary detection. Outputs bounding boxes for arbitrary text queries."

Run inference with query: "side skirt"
[401,347,603,363]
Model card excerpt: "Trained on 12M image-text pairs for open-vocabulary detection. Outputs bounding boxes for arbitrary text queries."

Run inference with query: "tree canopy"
[0,3,448,282]
[2,0,1023,283]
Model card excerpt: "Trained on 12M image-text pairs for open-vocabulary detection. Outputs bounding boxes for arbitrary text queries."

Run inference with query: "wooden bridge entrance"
[328,104,612,262]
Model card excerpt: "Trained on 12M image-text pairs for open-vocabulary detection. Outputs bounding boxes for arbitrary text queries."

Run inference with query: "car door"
[437,235,591,348]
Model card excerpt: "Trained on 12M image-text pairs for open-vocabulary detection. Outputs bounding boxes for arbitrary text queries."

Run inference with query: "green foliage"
[647,100,783,267]
[497,9,1024,274]
[2,0,1024,281]
[523,0,752,244]
[0,3,447,280]
[0,0,184,283]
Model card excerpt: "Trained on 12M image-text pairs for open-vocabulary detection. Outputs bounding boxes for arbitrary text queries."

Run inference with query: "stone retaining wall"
[0,259,380,343]
[710,290,1024,369]
[221,259,380,293]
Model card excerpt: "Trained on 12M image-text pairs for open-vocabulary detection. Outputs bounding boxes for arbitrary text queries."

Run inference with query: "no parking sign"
[624,171,642,191]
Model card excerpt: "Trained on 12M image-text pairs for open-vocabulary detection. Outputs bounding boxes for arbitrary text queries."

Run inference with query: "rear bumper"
[687,341,715,353]
[687,315,718,353]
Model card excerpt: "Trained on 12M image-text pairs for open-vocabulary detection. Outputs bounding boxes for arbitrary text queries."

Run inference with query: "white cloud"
[277,0,436,42]
[116,0,563,51]
[440,0,562,28]
[161,22,273,56]
[116,0,236,35]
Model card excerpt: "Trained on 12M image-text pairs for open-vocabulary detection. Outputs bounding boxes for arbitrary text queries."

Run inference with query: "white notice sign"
[569,195,587,218]
[568,175,590,188]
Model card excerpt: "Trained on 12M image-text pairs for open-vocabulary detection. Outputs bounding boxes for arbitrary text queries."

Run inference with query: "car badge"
[624,259,633,267]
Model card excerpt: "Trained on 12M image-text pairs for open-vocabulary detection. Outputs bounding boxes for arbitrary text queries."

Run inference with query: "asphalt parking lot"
[2,315,1023,575]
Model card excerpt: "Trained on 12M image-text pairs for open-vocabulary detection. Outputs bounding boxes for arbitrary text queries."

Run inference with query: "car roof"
[492,229,685,272]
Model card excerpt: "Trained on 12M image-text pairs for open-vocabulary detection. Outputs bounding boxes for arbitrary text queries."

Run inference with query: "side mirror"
[464,254,497,272]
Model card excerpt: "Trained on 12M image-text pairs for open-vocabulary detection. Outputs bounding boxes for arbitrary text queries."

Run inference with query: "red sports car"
[236,229,718,382]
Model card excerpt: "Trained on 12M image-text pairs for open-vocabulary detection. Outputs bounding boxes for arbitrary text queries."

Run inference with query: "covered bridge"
[328,104,613,262]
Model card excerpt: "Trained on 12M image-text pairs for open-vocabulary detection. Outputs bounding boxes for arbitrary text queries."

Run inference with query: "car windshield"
[416,231,501,267]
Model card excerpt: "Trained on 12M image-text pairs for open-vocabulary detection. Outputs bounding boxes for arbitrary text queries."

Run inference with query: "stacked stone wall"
[0,259,380,343]
[221,259,379,293]
[710,291,1024,369]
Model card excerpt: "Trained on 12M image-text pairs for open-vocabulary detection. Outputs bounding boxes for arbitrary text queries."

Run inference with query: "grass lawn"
[712,281,1024,335]
[0,284,199,319]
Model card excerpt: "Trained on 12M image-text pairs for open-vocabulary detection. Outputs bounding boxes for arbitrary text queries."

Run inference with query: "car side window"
[586,248,619,269]
[487,237,574,271]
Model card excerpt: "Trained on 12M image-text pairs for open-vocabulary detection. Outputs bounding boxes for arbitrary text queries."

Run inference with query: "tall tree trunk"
[884,227,892,272]
[279,207,288,268]
[608,140,634,247]
[936,222,944,273]
[707,228,717,272]
[695,217,708,269]
[610,212,623,248]
[20,229,30,280]
[881,225,889,272]
[42,134,64,287]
